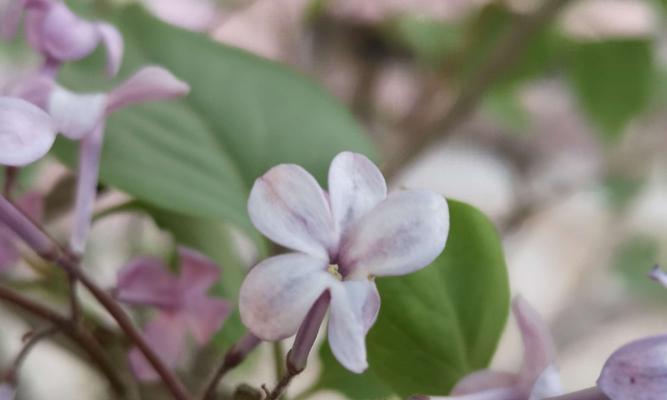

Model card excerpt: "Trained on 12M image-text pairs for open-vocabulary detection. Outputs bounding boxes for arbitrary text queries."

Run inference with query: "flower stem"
[199,332,261,400]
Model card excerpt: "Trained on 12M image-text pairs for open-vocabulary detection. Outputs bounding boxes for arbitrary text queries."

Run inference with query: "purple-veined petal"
[184,296,231,345]
[129,313,187,382]
[248,164,337,259]
[96,22,123,77]
[106,66,190,114]
[177,246,220,295]
[428,387,519,400]
[0,97,56,167]
[339,191,449,278]
[40,2,100,61]
[598,334,667,400]
[451,371,517,395]
[69,122,104,255]
[1,0,25,40]
[649,265,667,287]
[0,383,14,400]
[47,85,106,140]
[528,365,563,400]
[513,296,557,395]
[328,151,386,236]
[0,229,19,272]
[327,280,377,373]
[115,256,180,309]
[239,253,336,340]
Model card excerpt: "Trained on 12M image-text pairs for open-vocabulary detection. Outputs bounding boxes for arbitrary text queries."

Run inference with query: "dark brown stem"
[384,0,574,179]
[199,333,261,400]
[265,371,296,400]
[67,271,82,323]
[545,387,609,400]
[0,284,126,396]
[3,167,18,198]
[0,195,192,400]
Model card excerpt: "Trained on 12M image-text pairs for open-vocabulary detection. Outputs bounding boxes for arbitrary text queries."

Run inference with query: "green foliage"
[565,39,655,138]
[53,4,375,244]
[387,16,463,65]
[613,236,667,303]
[316,200,510,399]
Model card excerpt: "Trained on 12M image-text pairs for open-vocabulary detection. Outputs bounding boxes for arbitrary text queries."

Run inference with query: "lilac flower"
[0,384,14,400]
[597,334,667,400]
[239,152,449,373]
[115,247,231,381]
[0,192,43,273]
[0,97,56,167]
[426,297,562,400]
[1,0,123,76]
[9,66,189,254]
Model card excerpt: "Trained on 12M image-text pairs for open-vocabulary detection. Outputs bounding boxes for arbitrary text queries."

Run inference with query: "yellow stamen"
[328,264,343,281]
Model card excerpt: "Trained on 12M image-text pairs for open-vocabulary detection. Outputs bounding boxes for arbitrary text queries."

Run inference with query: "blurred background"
[1,0,667,398]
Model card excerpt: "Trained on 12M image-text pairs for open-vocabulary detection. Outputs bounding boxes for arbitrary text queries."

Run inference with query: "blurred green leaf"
[613,236,667,303]
[362,200,510,397]
[565,39,654,138]
[482,87,530,132]
[54,4,375,244]
[314,343,394,400]
[387,16,463,65]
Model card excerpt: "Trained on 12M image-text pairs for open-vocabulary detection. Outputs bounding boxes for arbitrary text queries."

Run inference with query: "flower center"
[327,264,343,281]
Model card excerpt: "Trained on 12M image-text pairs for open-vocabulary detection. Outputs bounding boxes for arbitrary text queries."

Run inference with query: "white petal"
[0,97,56,166]
[428,387,519,400]
[328,151,386,236]
[452,370,517,395]
[47,85,107,140]
[340,191,449,278]
[239,253,335,340]
[327,280,378,373]
[528,365,563,400]
[248,164,337,258]
[106,66,189,115]
[513,296,557,393]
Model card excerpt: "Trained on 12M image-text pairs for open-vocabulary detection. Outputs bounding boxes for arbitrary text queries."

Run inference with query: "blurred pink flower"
[560,0,657,41]
[0,97,56,167]
[428,296,562,400]
[0,192,43,273]
[598,335,667,400]
[10,66,189,254]
[239,151,449,372]
[1,0,123,76]
[115,247,231,381]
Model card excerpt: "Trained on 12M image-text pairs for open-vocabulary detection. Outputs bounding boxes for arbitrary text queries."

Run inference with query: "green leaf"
[365,199,510,397]
[386,16,463,66]
[613,236,667,304]
[565,39,655,138]
[54,4,375,242]
[314,343,394,400]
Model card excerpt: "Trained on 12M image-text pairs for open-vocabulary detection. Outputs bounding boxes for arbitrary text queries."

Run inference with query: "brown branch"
[0,284,126,396]
[384,0,575,179]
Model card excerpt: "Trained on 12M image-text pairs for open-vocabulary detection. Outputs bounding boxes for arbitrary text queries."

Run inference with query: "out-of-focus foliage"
[53,5,374,245]
[317,200,510,398]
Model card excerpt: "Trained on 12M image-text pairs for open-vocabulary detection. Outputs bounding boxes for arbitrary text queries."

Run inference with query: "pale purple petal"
[69,122,104,255]
[7,73,54,110]
[528,365,563,400]
[115,256,180,309]
[184,296,231,345]
[96,22,123,77]
[598,335,667,400]
[248,165,337,259]
[105,66,190,115]
[327,280,376,373]
[0,230,19,272]
[40,3,101,61]
[428,387,519,400]
[24,7,47,53]
[0,97,56,167]
[177,247,220,295]
[451,371,517,395]
[0,383,14,400]
[1,0,25,40]
[47,85,106,140]
[129,313,187,382]
[513,296,557,394]
[328,151,386,236]
[649,265,667,287]
[339,191,449,278]
[239,253,336,340]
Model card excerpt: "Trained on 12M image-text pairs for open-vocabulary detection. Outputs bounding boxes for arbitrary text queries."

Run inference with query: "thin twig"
[384,0,575,179]
[265,371,296,400]
[0,284,126,396]
[3,167,17,198]
[0,195,192,400]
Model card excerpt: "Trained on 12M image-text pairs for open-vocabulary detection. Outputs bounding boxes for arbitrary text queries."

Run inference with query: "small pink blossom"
[427,297,563,400]
[239,152,449,373]
[115,247,231,381]
[1,0,123,76]
[0,97,56,167]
